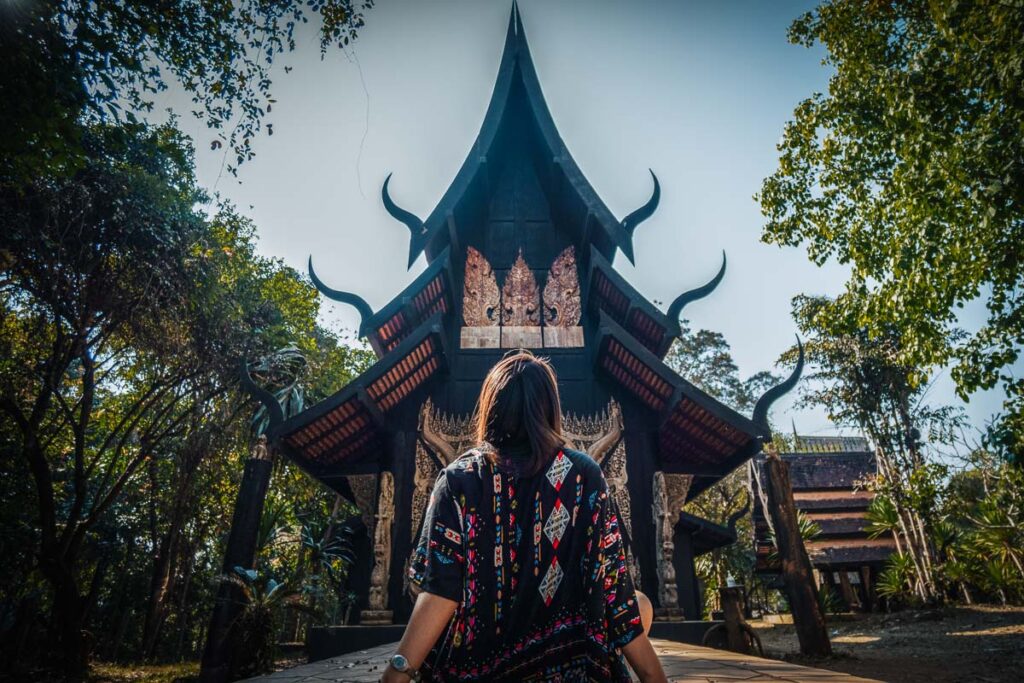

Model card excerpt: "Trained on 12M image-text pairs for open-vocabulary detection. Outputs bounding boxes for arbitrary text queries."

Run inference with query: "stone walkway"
[244,639,880,682]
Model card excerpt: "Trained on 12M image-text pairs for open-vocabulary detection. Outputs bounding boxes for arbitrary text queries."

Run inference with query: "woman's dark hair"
[474,350,565,475]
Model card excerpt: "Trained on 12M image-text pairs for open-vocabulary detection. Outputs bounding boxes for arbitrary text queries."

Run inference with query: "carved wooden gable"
[459,245,583,349]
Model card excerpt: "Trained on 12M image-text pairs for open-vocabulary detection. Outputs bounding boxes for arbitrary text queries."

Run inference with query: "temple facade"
[249,6,800,624]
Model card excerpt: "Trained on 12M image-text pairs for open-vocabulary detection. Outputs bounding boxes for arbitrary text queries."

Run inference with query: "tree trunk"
[40,556,90,676]
[110,606,133,662]
[199,454,274,683]
[719,586,749,654]
[173,545,196,662]
[142,507,185,659]
[764,450,832,657]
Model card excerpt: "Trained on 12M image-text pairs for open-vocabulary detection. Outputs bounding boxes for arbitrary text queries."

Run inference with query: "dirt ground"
[752,605,1024,682]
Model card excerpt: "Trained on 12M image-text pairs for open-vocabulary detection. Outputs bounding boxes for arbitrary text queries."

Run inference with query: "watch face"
[391,654,409,671]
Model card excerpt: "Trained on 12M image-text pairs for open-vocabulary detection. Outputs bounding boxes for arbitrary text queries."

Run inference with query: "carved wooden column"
[361,471,395,625]
[651,471,692,618]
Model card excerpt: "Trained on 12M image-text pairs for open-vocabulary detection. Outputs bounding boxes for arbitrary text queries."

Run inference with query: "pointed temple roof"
[258,5,801,502]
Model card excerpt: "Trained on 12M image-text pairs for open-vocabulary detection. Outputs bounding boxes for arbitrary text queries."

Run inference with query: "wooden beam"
[764,447,832,657]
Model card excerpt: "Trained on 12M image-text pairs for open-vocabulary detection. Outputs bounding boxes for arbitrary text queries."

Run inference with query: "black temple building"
[253,6,801,625]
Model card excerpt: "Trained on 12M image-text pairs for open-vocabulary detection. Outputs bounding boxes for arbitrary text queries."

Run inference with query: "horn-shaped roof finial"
[619,169,660,264]
[752,336,804,438]
[239,358,284,432]
[382,173,427,269]
[308,256,374,337]
[667,250,727,331]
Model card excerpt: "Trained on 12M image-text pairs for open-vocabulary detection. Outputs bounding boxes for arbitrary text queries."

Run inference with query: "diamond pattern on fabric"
[546,450,572,491]
[539,557,564,606]
[544,498,570,549]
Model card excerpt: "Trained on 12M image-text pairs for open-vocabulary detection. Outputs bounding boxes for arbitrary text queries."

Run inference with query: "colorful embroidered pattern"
[543,498,569,549]
[539,557,564,606]
[545,449,572,491]
[408,448,642,682]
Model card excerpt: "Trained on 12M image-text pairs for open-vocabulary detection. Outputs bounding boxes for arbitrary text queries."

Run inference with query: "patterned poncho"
[408,447,643,682]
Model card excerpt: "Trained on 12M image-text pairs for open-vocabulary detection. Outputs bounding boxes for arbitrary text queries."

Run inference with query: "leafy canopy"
[758,0,1024,460]
[0,0,373,181]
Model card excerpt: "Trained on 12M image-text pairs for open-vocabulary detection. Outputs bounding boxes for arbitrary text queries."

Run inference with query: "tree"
[0,0,373,182]
[0,121,372,674]
[758,0,1024,461]
[786,295,964,603]
[663,321,778,612]
[0,123,217,673]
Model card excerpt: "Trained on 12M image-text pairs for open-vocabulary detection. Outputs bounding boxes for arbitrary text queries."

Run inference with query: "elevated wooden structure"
[751,440,896,611]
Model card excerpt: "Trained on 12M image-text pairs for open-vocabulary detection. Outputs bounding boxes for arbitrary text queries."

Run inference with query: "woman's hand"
[622,633,669,683]
[379,667,411,683]
[379,590,458,683]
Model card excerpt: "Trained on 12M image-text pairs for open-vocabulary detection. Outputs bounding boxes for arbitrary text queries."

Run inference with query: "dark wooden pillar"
[838,570,860,611]
[860,566,875,612]
[673,530,702,620]
[200,451,274,683]
[389,429,416,623]
[624,407,660,605]
[764,449,832,657]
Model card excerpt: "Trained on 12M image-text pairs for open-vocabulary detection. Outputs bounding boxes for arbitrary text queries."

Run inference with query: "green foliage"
[786,295,965,459]
[865,448,1024,606]
[0,118,374,671]
[759,0,1024,461]
[937,450,1024,604]
[664,321,779,414]
[0,0,377,672]
[865,494,900,540]
[797,511,822,543]
[817,583,844,615]
[224,567,313,679]
[877,552,917,604]
[665,322,781,614]
[0,0,373,181]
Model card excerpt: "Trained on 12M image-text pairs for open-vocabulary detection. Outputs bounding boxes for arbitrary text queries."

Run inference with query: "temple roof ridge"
[384,4,657,270]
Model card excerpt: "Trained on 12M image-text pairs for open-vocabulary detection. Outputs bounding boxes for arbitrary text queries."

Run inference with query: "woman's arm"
[622,634,668,683]
[380,591,458,683]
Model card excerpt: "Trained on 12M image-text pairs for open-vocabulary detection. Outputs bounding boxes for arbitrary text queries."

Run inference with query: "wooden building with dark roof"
[247,5,802,624]
[751,439,896,611]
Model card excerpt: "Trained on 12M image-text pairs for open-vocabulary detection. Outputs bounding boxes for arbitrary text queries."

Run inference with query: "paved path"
[244,639,880,682]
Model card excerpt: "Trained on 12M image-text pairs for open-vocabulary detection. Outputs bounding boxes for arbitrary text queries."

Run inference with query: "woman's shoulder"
[561,446,606,480]
[442,447,491,476]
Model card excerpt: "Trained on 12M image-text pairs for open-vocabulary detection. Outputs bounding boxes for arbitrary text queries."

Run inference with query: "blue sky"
[161,0,1006,442]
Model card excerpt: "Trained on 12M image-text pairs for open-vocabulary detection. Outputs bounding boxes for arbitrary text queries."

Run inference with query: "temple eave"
[593,311,767,494]
[274,314,450,474]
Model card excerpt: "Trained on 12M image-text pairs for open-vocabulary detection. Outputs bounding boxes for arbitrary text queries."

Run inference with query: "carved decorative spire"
[620,169,660,264]
[308,256,374,336]
[239,358,284,432]
[501,249,540,326]
[542,246,581,328]
[462,247,500,327]
[382,173,427,269]
[752,336,805,439]
[667,250,727,333]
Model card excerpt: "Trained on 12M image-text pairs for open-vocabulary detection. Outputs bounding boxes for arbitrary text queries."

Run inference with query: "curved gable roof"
[413,4,634,267]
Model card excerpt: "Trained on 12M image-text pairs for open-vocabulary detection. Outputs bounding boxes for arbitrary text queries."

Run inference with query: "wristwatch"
[388,653,421,681]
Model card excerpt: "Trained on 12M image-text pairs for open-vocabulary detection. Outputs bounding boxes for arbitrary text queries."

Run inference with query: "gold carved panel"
[459,246,583,349]
[462,246,500,327]
[543,246,581,327]
[501,249,540,327]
